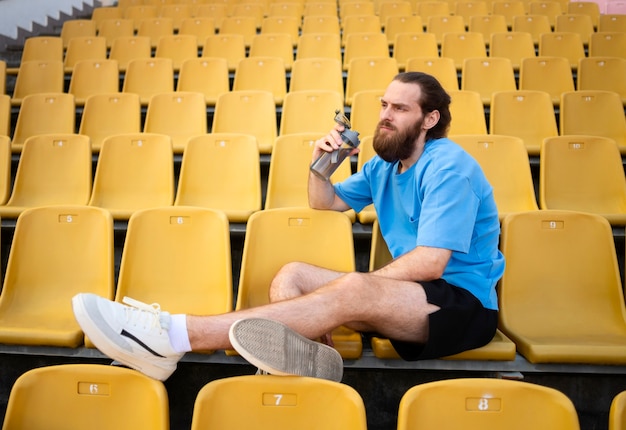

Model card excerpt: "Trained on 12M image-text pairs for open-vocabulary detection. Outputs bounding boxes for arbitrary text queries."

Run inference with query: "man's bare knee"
[269,262,310,303]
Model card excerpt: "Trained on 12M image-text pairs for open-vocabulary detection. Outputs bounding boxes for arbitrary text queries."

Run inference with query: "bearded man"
[72,72,504,382]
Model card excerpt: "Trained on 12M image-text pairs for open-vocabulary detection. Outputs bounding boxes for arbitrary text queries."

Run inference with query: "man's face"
[373,81,426,163]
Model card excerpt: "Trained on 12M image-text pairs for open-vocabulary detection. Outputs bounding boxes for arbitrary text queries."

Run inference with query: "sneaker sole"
[229,318,343,382]
[72,295,175,381]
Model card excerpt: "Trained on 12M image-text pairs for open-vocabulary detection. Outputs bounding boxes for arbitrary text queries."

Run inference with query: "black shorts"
[390,279,498,361]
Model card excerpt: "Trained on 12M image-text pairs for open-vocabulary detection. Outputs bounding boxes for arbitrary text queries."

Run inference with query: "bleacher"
[1,0,626,428]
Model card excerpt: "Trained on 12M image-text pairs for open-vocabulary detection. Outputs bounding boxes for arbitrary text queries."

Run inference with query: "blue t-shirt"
[334,137,504,310]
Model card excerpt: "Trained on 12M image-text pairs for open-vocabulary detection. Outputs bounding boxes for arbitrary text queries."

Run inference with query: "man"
[72,72,504,382]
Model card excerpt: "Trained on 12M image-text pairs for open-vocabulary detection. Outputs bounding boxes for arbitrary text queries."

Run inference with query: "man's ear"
[423,110,440,130]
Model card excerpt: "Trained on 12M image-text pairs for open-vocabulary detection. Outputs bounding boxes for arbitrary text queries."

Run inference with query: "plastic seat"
[609,391,626,430]
[233,207,362,358]
[289,58,344,97]
[345,57,399,106]
[143,91,207,154]
[468,14,508,46]
[417,1,451,25]
[108,35,151,72]
[301,15,341,35]
[60,19,97,49]
[355,135,377,223]
[98,18,135,49]
[397,378,580,430]
[528,0,564,28]
[212,90,277,154]
[589,31,626,59]
[191,375,367,430]
[461,57,516,105]
[179,17,216,47]
[340,0,376,18]
[193,3,227,30]
[260,16,300,43]
[518,56,575,106]
[159,3,191,31]
[267,3,303,20]
[454,1,490,27]
[598,14,626,32]
[67,59,119,106]
[114,207,232,328]
[176,57,229,106]
[447,90,487,134]
[343,32,391,71]
[220,16,258,47]
[202,34,246,72]
[577,56,626,105]
[155,34,199,72]
[441,32,487,70]
[379,2,415,29]
[230,3,265,28]
[426,15,466,45]
[512,14,552,45]
[393,32,438,71]
[0,136,11,204]
[63,36,107,73]
[499,209,626,364]
[0,133,92,217]
[174,133,261,222]
[137,17,174,48]
[452,134,538,219]
[249,33,295,71]
[385,16,424,48]
[279,90,344,136]
[350,89,385,137]
[555,13,595,45]
[295,33,342,62]
[2,364,168,430]
[11,93,76,152]
[302,3,339,17]
[10,60,64,106]
[122,58,174,106]
[491,0,527,28]
[0,60,5,95]
[0,206,113,347]
[560,90,626,154]
[341,15,383,46]
[79,93,141,153]
[8,36,63,74]
[233,56,287,105]
[489,89,558,155]
[265,133,353,212]
[91,6,123,30]
[0,96,9,138]
[489,31,536,71]
[405,56,459,91]
[539,32,586,70]
[88,133,174,220]
[568,1,601,28]
[539,135,626,225]
[124,5,158,30]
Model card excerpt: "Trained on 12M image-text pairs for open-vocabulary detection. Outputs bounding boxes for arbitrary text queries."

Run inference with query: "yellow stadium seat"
[193,3,227,30]
[385,16,424,47]
[79,93,141,153]
[2,364,168,430]
[577,56,626,105]
[60,19,97,49]
[589,31,626,59]
[417,1,451,25]
[491,0,526,28]
[341,15,382,46]
[528,0,564,28]
[261,16,300,43]
[397,378,580,430]
[98,18,135,49]
[468,14,508,46]
[598,14,626,32]
[0,206,113,347]
[350,89,385,138]
[279,90,344,136]
[610,391,626,430]
[249,33,295,71]
[191,375,367,430]
[136,17,174,48]
[159,3,192,31]
[233,56,287,105]
[176,57,229,106]
[11,36,63,72]
[91,6,123,30]
[174,133,261,223]
[539,32,586,70]
[143,91,207,153]
[178,17,216,47]
[108,35,151,72]
[499,210,626,364]
[441,32,487,70]
[489,31,536,71]
[289,58,344,97]
[155,34,199,72]
[426,15,465,45]
[202,34,246,72]
[302,3,339,17]
[345,57,399,105]
[461,57,516,105]
[447,90,488,135]
[567,1,600,28]
[555,13,595,45]
[340,0,376,18]
[512,14,552,45]
[220,16,258,47]
[63,36,108,73]
[343,32,391,71]
[124,5,158,30]
[233,207,362,358]
[122,58,174,105]
[89,133,174,220]
[518,56,575,106]
[405,56,459,91]
[11,60,64,106]
[0,95,10,138]
[0,135,11,204]
[301,15,341,35]
[267,3,303,20]
[68,59,119,106]
[295,33,342,62]
[380,1,415,29]
[230,3,265,28]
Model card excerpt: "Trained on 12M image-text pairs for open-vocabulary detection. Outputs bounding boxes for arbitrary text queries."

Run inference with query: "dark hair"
[393,72,452,140]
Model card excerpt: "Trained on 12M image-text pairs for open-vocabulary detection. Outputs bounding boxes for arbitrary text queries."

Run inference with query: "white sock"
[169,314,192,353]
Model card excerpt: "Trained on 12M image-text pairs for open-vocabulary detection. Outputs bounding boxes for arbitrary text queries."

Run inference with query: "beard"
[372,117,424,163]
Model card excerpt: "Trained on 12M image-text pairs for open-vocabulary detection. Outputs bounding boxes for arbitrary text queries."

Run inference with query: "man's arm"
[372,245,452,282]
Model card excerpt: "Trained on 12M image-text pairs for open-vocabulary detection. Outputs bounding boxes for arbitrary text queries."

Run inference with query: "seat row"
[10,363,625,429]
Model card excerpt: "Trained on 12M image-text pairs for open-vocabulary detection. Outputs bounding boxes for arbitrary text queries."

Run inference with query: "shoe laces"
[121,296,170,333]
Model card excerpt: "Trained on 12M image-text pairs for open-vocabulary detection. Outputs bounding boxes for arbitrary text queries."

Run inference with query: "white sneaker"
[72,293,184,381]
[229,318,343,382]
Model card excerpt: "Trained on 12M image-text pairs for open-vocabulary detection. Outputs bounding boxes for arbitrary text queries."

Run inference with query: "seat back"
[460,56,516,105]
[350,89,385,137]
[567,1,601,27]
[609,390,626,430]
[179,17,216,47]
[518,56,575,105]
[452,134,538,219]
[68,59,120,105]
[249,33,295,71]
[296,32,342,61]
[385,16,425,48]
[122,58,174,105]
[341,15,382,45]
[155,34,199,71]
[89,133,174,220]
[405,56,459,91]
[92,6,123,30]
[98,18,135,48]
[555,13,595,45]
[490,89,558,155]
[0,94,9,138]
[202,34,247,72]
[560,90,626,150]
[345,57,399,105]
[491,0,526,28]
[392,32,438,71]
[137,17,174,48]
[2,364,168,430]
[194,3,227,29]
[116,207,232,315]
[577,56,626,100]
[528,0,564,27]
[279,90,343,136]
[468,14,508,45]
[233,56,287,105]
[79,92,142,152]
[11,60,64,103]
[174,133,261,222]
[177,57,229,105]
[261,16,300,41]
[60,19,97,48]
[589,31,626,59]
[19,36,63,63]
[598,14,626,32]
[0,206,113,347]
[2,134,92,216]
[0,135,11,204]
[489,31,536,71]
[454,1,490,26]
[11,93,76,150]
[143,91,207,153]
[441,32,487,70]
[343,32,390,70]
[512,14,552,45]
[289,57,344,96]
[108,35,151,72]
[301,15,341,34]
[539,32,586,70]
[220,16,258,47]
[447,90,488,134]
[426,15,466,45]
[191,375,367,430]
[63,36,108,72]
[397,378,580,430]
[417,1,451,26]
[539,135,626,220]
[212,90,277,154]
[159,4,191,31]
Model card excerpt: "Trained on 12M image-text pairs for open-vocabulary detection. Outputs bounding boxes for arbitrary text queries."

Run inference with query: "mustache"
[376,120,396,131]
